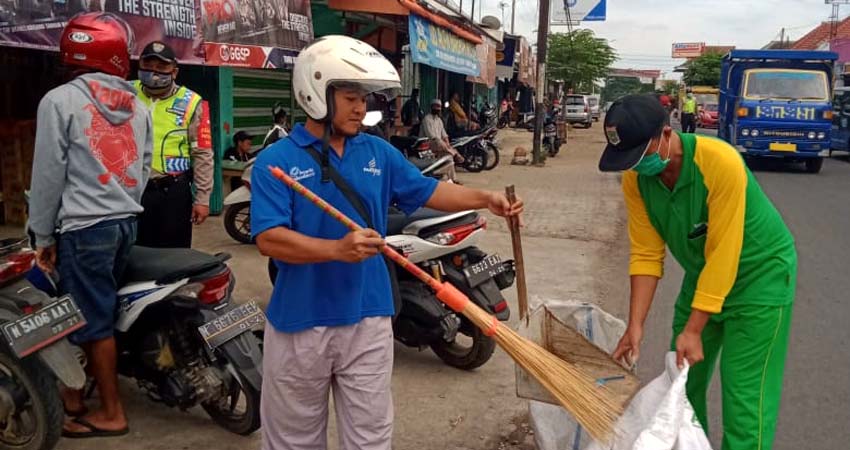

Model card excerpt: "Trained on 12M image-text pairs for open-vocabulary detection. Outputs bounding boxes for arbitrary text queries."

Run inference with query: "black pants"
[137,174,193,248]
[682,113,696,133]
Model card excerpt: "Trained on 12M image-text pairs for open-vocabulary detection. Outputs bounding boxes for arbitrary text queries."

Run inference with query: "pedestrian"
[225,130,254,162]
[263,101,289,148]
[401,87,423,134]
[599,94,796,450]
[251,35,523,450]
[682,90,697,133]
[421,98,464,183]
[449,91,479,132]
[134,40,213,248]
[28,12,152,438]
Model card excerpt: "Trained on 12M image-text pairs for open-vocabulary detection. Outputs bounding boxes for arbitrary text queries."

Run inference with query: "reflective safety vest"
[683,98,697,114]
[134,82,202,174]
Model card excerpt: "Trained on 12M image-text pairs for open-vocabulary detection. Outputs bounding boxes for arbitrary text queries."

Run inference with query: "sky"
[468,0,841,79]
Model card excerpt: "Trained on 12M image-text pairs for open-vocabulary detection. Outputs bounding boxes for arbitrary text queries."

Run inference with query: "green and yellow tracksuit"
[623,133,797,450]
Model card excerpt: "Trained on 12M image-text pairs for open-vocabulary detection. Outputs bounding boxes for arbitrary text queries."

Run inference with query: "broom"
[267,166,622,441]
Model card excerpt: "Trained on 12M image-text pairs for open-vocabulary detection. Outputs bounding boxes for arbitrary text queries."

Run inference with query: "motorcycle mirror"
[362,110,383,127]
[444,101,450,108]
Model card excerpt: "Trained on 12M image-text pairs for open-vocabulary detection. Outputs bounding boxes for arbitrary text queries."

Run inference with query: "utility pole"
[511,0,516,33]
[531,0,551,165]
[499,1,508,26]
[780,27,785,49]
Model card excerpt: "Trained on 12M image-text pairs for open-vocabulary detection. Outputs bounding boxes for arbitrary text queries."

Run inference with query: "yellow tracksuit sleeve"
[623,171,666,278]
[692,141,748,313]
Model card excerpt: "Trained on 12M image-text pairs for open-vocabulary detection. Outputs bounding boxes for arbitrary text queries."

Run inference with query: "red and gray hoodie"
[28,72,153,247]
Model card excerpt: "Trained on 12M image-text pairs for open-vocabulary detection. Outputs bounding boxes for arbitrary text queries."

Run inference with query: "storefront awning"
[408,13,480,76]
[0,0,314,68]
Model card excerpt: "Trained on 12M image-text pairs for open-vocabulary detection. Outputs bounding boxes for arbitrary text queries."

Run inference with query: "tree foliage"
[601,77,655,103]
[683,52,723,86]
[547,29,617,93]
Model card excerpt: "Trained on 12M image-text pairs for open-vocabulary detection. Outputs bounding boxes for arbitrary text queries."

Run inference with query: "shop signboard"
[0,0,312,67]
[409,13,480,77]
[672,42,705,58]
[467,43,496,88]
[551,0,606,24]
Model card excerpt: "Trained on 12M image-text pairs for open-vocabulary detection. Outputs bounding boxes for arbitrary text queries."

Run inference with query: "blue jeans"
[57,218,136,344]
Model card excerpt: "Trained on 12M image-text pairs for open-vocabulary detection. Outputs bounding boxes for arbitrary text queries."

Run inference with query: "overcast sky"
[471,0,840,78]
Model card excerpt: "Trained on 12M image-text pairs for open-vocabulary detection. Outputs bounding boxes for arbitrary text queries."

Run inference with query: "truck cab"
[718,50,837,173]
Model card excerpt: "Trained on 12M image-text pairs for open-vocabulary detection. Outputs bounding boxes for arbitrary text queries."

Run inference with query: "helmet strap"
[320,86,336,183]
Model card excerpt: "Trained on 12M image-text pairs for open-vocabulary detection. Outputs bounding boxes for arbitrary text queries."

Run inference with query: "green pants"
[671,302,793,450]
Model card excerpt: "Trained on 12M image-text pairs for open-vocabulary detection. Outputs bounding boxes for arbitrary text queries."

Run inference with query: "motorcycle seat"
[389,135,419,151]
[123,246,225,284]
[386,208,449,236]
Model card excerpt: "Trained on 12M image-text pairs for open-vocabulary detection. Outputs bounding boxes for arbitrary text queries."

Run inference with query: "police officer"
[134,41,213,248]
[682,90,697,133]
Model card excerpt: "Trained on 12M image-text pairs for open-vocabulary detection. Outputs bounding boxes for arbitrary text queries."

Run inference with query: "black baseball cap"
[233,131,252,144]
[140,41,177,63]
[598,94,669,172]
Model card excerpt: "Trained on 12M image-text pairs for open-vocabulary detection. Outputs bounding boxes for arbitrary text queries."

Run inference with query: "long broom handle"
[505,185,528,324]
[268,166,444,294]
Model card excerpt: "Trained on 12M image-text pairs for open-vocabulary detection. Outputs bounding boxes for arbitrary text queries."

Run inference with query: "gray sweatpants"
[260,316,394,450]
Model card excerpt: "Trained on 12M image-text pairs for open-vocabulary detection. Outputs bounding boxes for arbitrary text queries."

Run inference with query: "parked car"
[563,94,593,128]
[587,95,601,121]
[697,103,719,129]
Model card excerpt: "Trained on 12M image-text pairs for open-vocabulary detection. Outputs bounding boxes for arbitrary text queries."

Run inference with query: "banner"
[0,0,312,65]
[199,0,312,53]
[467,43,496,88]
[551,0,606,24]
[203,42,299,68]
[0,0,204,62]
[672,42,705,58]
[497,35,517,67]
[409,13,479,77]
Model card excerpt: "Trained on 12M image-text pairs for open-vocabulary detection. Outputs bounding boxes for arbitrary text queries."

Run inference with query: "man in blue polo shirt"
[251,36,524,450]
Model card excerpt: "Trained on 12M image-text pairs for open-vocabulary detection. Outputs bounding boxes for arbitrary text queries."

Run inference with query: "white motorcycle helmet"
[293,35,401,121]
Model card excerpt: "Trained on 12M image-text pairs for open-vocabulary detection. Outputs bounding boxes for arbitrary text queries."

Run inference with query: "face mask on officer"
[138,58,177,93]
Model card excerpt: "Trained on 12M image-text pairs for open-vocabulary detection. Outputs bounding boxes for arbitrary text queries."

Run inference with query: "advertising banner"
[467,43,496,88]
[0,0,312,66]
[551,0,606,24]
[672,42,705,58]
[409,13,480,77]
[497,35,517,67]
[202,42,299,68]
[0,0,204,62]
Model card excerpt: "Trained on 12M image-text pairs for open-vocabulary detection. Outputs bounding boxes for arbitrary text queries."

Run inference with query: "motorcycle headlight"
[817,132,826,140]
[807,131,816,139]
[751,129,760,137]
[741,129,750,137]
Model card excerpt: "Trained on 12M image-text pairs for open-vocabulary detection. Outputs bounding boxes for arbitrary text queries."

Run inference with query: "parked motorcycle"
[515,111,535,131]
[223,159,254,244]
[450,130,491,173]
[0,238,86,450]
[479,127,500,171]
[475,102,497,129]
[109,246,264,435]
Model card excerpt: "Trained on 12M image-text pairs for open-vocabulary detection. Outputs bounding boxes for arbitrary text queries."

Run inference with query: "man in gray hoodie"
[27,12,151,438]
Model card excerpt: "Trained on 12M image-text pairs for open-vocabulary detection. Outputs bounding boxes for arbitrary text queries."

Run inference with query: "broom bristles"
[463,301,621,441]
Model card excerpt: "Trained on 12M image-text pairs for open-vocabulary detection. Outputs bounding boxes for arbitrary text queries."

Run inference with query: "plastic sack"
[527,301,628,450]
[586,352,713,450]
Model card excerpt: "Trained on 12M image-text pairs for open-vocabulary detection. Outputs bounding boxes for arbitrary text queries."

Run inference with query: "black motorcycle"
[0,238,87,450]
[543,115,562,157]
[450,130,492,173]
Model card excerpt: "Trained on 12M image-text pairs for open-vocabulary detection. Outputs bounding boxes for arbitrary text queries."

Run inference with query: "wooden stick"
[505,185,529,324]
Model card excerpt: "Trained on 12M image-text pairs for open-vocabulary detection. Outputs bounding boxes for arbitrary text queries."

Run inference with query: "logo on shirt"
[289,166,315,181]
[363,158,382,176]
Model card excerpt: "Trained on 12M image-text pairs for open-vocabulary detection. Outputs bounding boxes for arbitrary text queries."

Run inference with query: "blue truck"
[718,50,837,173]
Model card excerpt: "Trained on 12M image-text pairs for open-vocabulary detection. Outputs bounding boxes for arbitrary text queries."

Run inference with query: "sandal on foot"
[62,417,129,439]
[64,406,88,418]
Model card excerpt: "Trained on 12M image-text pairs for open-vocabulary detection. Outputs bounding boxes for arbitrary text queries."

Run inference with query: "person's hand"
[612,325,643,368]
[336,229,385,263]
[36,246,57,274]
[487,192,524,223]
[192,204,210,225]
[675,330,704,369]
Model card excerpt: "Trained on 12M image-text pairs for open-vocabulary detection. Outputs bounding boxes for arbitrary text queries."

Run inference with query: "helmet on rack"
[292,35,401,121]
[59,12,135,79]
[272,101,287,119]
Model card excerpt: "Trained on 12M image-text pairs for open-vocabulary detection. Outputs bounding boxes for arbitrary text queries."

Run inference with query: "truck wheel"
[805,158,824,173]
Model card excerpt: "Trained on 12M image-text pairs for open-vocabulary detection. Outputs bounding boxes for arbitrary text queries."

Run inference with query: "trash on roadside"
[511,146,529,165]
[517,301,640,450]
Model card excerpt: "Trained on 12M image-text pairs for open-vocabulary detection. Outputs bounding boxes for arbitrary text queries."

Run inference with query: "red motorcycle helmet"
[59,12,135,79]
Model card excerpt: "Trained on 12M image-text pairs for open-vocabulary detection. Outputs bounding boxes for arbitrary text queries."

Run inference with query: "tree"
[660,80,681,96]
[683,52,723,86]
[601,77,655,103]
[547,30,617,93]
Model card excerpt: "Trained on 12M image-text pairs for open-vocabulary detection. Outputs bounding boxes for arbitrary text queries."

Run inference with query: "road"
[606,128,850,450]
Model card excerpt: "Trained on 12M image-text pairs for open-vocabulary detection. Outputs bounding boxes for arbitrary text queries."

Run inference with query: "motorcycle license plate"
[198,302,265,349]
[464,254,507,288]
[1,296,86,358]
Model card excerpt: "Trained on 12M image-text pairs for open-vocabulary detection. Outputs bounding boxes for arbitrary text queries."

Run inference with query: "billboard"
[551,0,606,24]
[0,0,312,66]
[672,42,705,58]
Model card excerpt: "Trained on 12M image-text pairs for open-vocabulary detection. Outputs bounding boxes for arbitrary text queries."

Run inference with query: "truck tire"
[805,158,824,173]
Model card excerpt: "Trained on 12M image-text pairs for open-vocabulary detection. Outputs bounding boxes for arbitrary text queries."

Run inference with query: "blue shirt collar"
[288,123,367,150]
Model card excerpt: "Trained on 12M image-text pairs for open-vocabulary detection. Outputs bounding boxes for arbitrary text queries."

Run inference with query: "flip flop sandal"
[62,417,129,439]
[64,406,88,418]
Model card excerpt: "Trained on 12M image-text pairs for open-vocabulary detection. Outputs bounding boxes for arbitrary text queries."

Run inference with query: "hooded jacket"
[29,72,153,247]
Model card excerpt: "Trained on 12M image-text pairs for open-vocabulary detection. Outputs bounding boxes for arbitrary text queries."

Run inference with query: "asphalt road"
[626,148,850,449]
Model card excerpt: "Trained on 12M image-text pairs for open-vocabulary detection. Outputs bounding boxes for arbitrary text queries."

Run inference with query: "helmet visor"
[331,80,401,101]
